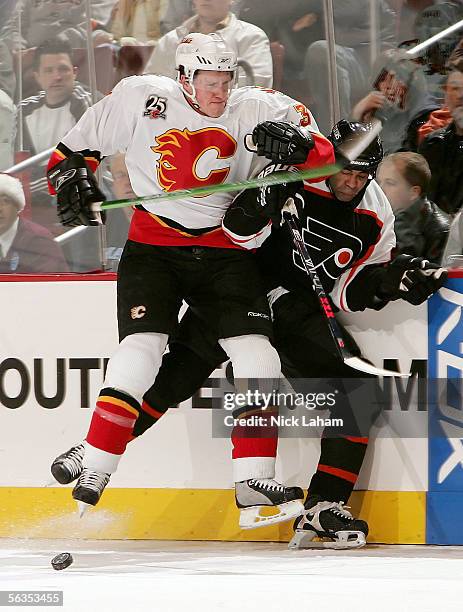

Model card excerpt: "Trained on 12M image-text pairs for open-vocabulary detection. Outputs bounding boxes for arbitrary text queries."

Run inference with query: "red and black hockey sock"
[130,399,168,440]
[231,404,278,461]
[307,436,369,503]
[86,388,140,455]
[129,342,219,441]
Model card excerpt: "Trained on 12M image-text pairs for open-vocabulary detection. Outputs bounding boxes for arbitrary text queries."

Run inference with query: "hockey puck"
[51,552,73,571]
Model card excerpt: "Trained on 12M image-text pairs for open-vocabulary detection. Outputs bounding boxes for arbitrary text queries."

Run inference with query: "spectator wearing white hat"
[0,174,68,273]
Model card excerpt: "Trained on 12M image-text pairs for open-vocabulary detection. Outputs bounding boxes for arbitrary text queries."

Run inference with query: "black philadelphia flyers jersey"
[223,177,396,312]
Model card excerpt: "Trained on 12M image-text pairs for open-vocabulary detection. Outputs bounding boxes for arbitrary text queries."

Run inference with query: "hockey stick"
[282,198,407,378]
[89,162,340,213]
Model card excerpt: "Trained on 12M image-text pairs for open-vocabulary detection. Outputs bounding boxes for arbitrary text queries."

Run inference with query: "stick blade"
[344,356,409,378]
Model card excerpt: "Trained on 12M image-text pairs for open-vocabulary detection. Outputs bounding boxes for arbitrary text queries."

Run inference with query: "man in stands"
[418,68,463,214]
[17,39,94,223]
[145,0,273,88]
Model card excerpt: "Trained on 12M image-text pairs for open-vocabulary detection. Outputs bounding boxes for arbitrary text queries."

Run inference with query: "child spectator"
[377,151,449,263]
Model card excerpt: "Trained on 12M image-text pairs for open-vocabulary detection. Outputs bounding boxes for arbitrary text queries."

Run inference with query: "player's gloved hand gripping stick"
[281,198,408,378]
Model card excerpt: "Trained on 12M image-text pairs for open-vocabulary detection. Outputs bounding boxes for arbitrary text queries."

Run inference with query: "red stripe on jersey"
[317,463,358,484]
[128,209,245,249]
[296,132,335,182]
[303,183,335,199]
[223,221,271,244]
[141,400,166,420]
[339,208,385,312]
[344,436,369,444]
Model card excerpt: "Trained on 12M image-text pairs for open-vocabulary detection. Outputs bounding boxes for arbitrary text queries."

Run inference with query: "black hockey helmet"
[328,119,383,176]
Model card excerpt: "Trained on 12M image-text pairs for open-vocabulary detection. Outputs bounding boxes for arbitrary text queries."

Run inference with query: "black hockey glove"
[249,121,314,165]
[257,164,303,224]
[377,255,447,305]
[47,152,106,227]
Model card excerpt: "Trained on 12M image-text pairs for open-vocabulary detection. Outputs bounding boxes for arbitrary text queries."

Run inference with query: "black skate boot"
[288,494,369,549]
[235,478,304,529]
[51,443,84,484]
[72,468,110,516]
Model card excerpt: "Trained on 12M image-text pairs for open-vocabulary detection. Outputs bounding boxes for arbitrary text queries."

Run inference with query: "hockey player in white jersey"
[47,32,336,525]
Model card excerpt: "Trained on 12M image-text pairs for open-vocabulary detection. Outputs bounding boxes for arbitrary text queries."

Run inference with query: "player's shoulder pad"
[229,86,299,125]
[111,74,178,98]
[229,85,291,106]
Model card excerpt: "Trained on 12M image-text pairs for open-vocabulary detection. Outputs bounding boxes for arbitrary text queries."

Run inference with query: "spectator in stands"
[377,152,450,263]
[1,0,111,99]
[351,49,438,154]
[0,173,68,273]
[302,0,396,134]
[418,68,463,214]
[91,0,119,26]
[234,0,323,101]
[417,67,463,144]
[1,0,109,50]
[145,0,273,88]
[0,1,17,170]
[0,40,16,171]
[413,1,463,104]
[160,0,193,34]
[110,0,163,45]
[17,40,93,156]
[16,40,94,224]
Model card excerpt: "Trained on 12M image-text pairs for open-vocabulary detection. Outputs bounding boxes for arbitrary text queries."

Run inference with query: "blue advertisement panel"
[427,276,463,543]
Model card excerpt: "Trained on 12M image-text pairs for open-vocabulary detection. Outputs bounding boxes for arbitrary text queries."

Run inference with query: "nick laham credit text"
[224,415,343,427]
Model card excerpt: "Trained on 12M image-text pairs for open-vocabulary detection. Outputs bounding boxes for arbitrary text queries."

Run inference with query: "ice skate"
[72,468,110,516]
[288,494,368,549]
[51,443,84,484]
[235,478,304,529]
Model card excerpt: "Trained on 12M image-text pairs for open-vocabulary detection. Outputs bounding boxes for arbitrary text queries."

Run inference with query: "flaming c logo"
[152,127,237,193]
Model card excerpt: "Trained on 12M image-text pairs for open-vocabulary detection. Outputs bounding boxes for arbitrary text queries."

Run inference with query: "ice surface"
[1,540,463,612]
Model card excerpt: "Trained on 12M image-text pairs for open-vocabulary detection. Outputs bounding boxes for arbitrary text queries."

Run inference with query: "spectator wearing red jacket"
[0,174,68,273]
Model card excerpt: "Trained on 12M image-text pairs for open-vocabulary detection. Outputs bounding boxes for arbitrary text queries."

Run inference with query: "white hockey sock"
[103,332,168,404]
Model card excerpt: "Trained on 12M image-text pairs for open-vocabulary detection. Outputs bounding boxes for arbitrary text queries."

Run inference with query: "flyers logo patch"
[152,128,237,194]
[293,217,363,281]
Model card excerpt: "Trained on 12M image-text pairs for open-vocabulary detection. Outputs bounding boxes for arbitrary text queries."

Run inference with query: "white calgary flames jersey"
[55,75,334,248]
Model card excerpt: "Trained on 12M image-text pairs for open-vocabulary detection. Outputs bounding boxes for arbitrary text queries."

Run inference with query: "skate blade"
[77,501,92,518]
[43,478,59,487]
[239,499,304,530]
[289,529,366,550]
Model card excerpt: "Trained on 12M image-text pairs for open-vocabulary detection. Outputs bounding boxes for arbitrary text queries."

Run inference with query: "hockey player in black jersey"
[52,120,447,544]
[222,119,447,547]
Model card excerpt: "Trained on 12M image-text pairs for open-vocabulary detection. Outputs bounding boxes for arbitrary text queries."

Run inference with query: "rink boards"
[0,273,461,544]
